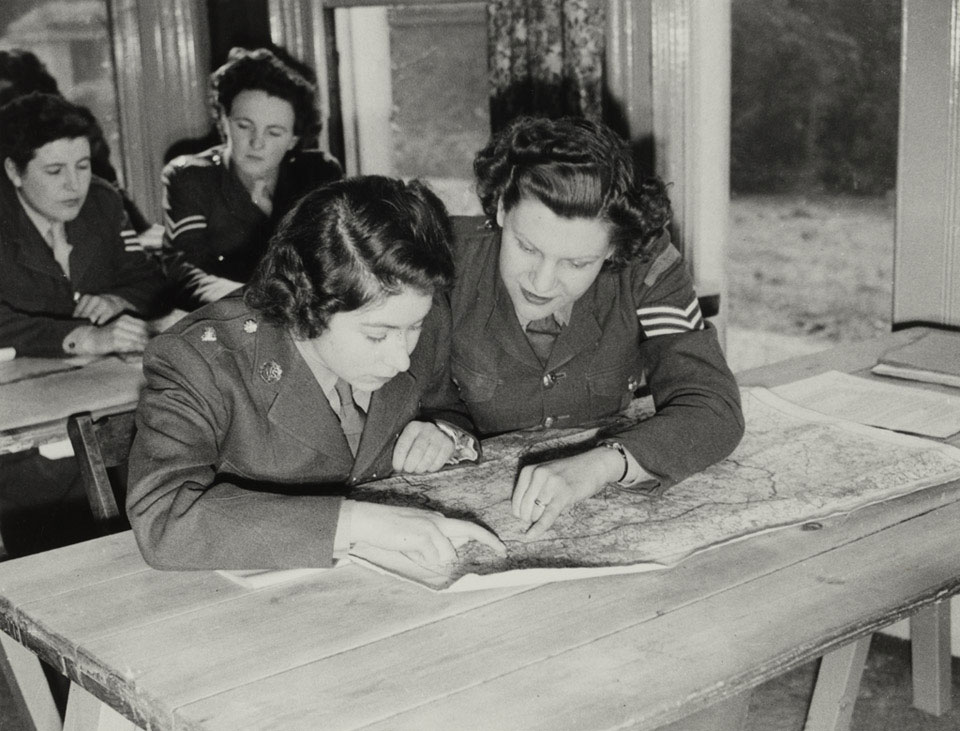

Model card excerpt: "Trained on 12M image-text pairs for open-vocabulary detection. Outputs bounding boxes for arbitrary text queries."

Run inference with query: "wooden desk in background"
[0,356,144,455]
[1,327,960,731]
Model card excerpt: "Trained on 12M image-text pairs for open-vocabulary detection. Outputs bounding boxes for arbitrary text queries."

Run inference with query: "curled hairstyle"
[246,176,455,338]
[209,47,319,142]
[473,116,672,266]
[0,93,95,171]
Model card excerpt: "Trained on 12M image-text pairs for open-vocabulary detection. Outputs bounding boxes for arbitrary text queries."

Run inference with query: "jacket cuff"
[432,420,481,464]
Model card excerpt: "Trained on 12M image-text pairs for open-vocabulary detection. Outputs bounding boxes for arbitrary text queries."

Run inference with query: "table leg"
[804,636,871,731]
[63,683,140,731]
[655,691,751,731]
[910,600,952,715]
[0,630,61,731]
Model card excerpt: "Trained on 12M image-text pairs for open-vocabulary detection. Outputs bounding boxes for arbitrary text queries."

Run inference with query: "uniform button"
[543,416,555,428]
[542,373,554,388]
[371,472,377,479]
[217,255,225,261]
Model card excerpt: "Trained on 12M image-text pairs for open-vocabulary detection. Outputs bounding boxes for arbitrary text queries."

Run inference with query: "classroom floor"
[746,634,960,731]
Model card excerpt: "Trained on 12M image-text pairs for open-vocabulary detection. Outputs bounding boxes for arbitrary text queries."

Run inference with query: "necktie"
[47,224,72,279]
[525,314,562,364]
[334,378,366,456]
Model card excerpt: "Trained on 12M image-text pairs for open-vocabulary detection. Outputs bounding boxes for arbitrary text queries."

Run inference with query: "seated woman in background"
[128,176,504,570]
[449,116,744,538]
[162,47,342,308]
[0,48,152,234]
[0,92,169,358]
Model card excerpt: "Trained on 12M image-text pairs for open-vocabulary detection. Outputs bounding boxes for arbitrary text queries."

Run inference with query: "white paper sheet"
[772,370,960,438]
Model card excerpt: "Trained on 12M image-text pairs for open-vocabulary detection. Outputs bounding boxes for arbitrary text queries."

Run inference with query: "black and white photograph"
[1,1,959,730]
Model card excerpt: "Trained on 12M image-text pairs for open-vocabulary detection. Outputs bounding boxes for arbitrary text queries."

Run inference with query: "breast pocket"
[451,360,499,405]
[586,366,637,417]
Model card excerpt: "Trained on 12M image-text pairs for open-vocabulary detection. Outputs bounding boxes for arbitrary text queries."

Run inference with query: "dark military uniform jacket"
[0,175,168,357]
[449,216,744,491]
[160,146,342,308]
[126,293,473,570]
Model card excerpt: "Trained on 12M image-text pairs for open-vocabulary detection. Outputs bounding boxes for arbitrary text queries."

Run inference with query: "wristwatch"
[597,439,663,493]
[597,440,630,484]
[434,421,480,464]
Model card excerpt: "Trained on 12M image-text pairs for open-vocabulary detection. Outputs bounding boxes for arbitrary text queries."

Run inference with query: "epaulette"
[642,233,681,289]
[170,298,260,354]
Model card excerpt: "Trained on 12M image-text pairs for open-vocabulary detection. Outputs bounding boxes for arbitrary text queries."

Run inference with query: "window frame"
[275,0,731,326]
[894,0,960,329]
[109,0,211,223]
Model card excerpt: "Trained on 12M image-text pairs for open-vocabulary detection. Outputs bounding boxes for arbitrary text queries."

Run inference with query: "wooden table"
[0,356,144,455]
[2,327,960,731]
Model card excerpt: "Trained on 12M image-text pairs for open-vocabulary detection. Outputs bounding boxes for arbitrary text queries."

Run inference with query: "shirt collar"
[293,338,372,412]
[516,301,574,331]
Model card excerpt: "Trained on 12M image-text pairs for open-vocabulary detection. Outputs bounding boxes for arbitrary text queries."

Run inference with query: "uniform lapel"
[350,370,416,479]
[220,150,267,224]
[548,286,604,371]
[10,205,63,279]
[488,252,544,369]
[256,321,354,470]
[64,204,100,285]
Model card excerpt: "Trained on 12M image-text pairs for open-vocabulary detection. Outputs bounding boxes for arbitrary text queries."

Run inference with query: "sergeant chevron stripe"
[120,229,143,251]
[165,213,207,241]
[637,298,704,336]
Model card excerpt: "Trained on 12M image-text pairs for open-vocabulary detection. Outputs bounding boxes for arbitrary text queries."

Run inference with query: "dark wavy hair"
[473,116,672,266]
[0,49,60,108]
[0,93,95,171]
[245,176,454,338]
[209,47,319,143]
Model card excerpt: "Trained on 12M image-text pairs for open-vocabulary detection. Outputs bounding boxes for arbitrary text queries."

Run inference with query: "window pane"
[0,0,122,182]
[726,0,900,372]
[387,3,488,215]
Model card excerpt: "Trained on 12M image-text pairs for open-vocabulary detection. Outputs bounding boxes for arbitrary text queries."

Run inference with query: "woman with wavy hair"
[128,176,502,570]
[449,116,744,537]
[161,46,342,308]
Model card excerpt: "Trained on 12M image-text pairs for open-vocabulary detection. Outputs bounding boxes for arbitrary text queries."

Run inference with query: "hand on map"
[392,421,455,474]
[349,501,506,567]
[513,447,625,539]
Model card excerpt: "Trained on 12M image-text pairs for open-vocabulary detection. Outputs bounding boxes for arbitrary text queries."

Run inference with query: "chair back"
[66,410,136,534]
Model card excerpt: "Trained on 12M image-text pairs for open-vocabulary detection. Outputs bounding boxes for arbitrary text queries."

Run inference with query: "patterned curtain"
[488,0,606,132]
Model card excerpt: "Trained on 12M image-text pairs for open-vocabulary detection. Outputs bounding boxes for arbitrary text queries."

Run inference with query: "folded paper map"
[350,387,960,591]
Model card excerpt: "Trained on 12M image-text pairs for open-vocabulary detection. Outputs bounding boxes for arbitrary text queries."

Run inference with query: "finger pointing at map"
[514,447,624,538]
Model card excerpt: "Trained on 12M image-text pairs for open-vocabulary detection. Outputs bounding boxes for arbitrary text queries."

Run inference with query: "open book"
[871,330,960,388]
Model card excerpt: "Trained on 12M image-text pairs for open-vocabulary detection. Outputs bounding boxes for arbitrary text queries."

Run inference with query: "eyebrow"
[43,157,90,168]
[516,233,603,263]
[361,318,426,329]
[232,116,289,131]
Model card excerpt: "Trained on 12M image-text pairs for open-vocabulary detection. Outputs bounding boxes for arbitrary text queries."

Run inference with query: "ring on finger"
[534,498,546,507]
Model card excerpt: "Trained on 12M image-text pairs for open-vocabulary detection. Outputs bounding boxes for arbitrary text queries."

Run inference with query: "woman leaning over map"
[447,116,745,538]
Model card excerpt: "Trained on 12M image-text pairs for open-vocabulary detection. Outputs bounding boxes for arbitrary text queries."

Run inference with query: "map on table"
[349,387,960,591]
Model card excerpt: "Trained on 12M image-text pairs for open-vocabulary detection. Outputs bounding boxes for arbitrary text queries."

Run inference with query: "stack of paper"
[872,330,960,388]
